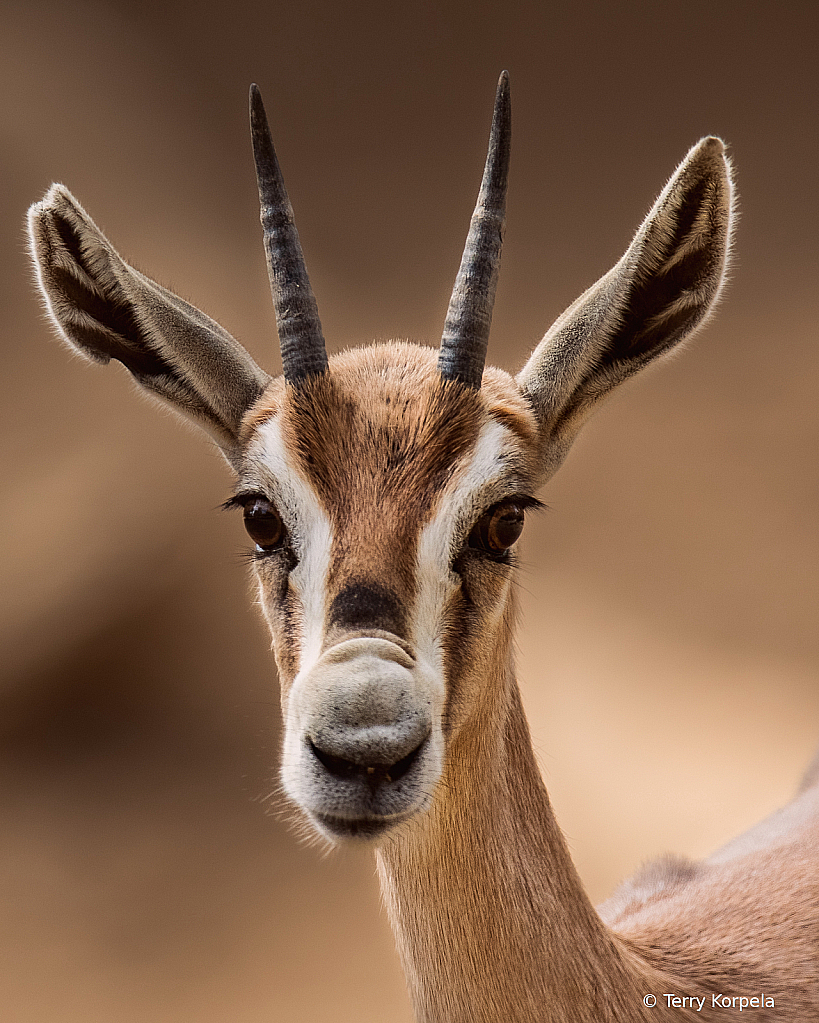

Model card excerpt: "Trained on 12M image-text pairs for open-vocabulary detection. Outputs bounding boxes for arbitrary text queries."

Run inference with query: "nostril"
[308,736,426,784]
[386,740,425,782]
[308,740,360,779]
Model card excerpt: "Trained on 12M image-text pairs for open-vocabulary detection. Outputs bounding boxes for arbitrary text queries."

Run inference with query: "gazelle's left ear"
[516,136,734,474]
[28,184,271,469]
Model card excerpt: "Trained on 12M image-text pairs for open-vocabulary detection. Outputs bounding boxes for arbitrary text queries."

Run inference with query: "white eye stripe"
[245,416,517,684]
[411,419,517,673]
[426,419,524,561]
[250,417,333,678]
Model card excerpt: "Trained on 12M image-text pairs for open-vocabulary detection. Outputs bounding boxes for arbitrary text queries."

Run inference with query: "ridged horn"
[438,71,511,388]
[250,84,328,383]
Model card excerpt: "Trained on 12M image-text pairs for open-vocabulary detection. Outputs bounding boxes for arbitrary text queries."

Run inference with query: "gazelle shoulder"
[600,785,819,938]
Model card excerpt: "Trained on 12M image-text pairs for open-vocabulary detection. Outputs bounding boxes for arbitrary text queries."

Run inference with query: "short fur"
[27,78,817,1022]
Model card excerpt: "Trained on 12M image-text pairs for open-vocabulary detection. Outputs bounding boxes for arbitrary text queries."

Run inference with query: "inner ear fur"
[28,184,270,468]
[516,136,734,470]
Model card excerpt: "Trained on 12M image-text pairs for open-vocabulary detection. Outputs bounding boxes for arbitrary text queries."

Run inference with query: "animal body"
[28,74,819,1021]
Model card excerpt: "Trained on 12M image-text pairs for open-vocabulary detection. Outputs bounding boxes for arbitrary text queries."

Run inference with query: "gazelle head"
[28,74,733,842]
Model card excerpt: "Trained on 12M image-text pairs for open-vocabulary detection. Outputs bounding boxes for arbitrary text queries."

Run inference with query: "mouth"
[302,734,431,841]
[310,807,418,841]
[281,637,443,842]
[307,735,428,785]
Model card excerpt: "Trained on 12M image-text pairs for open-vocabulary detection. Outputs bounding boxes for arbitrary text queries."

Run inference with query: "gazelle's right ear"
[28,184,271,469]
[516,137,734,476]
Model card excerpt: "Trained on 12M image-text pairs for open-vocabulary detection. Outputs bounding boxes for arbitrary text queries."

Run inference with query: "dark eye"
[469,501,525,556]
[243,497,286,551]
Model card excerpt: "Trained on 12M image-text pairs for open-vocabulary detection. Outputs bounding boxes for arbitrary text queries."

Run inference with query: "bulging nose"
[283,636,442,838]
[301,637,431,783]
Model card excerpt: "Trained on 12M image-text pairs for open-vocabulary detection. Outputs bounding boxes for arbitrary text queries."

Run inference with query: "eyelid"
[221,491,274,512]
[473,494,545,521]
[493,494,543,511]
[450,494,541,560]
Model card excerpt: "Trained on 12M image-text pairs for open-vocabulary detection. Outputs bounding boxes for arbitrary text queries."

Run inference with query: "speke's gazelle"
[28,73,819,1021]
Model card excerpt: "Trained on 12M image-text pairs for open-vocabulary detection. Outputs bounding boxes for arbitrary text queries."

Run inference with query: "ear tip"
[27,197,46,226]
[680,136,733,194]
[27,184,71,241]
[28,182,58,211]
[30,182,78,218]
[700,135,725,154]
[691,136,729,173]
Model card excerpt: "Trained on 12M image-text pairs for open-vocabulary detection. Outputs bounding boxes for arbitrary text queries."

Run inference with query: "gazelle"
[28,73,818,1021]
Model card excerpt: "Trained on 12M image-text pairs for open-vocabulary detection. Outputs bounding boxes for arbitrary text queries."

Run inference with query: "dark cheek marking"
[275,593,301,687]
[258,560,301,686]
[439,556,510,736]
[439,592,476,736]
[328,579,406,636]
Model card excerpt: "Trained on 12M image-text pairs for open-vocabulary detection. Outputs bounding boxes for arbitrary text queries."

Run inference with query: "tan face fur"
[28,85,732,853]
[236,343,541,839]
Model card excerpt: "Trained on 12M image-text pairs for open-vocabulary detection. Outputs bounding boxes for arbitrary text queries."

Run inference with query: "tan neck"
[376,667,657,1023]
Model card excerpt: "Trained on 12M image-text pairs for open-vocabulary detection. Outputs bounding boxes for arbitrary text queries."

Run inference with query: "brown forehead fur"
[240,342,539,521]
[240,342,537,444]
[240,342,538,632]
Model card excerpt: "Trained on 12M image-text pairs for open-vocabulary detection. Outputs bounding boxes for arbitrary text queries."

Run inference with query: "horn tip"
[493,72,511,129]
[249,83,266,126]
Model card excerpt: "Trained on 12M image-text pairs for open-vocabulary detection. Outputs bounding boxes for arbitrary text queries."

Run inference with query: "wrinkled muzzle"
[281,637,444,840]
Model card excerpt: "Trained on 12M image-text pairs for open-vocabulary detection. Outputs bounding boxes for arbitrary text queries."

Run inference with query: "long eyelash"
[221,491,264,513]
[512,495,548,513]
[235,546,264,565]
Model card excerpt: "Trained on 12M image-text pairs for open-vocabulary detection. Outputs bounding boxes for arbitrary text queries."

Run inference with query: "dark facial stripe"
[328,579,406,636]
[279,347,484,647]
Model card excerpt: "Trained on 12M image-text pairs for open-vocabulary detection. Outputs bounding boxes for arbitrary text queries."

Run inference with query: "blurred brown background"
[3,1,819,1020]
